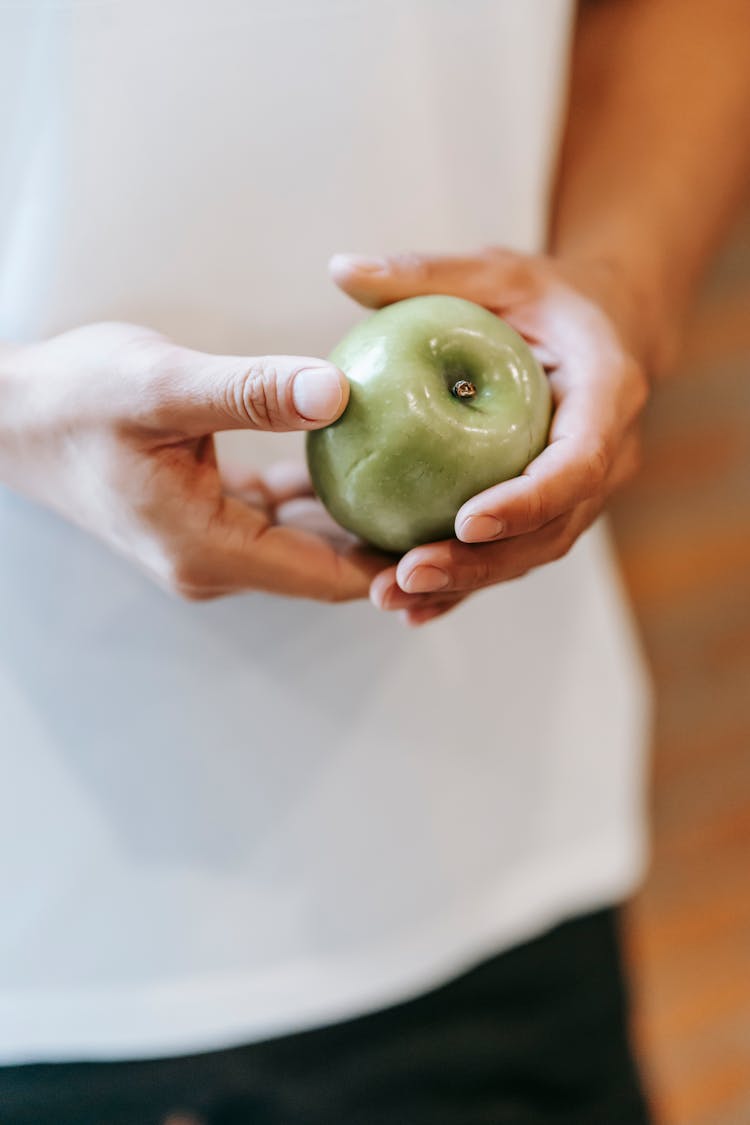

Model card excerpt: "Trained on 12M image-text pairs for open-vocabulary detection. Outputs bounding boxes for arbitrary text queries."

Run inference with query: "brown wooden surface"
[610,214,750,1125]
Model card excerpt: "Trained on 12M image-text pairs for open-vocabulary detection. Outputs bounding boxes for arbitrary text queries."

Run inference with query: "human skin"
[1,0,748,611]
[332,0,750,624]
[0,324,385,600]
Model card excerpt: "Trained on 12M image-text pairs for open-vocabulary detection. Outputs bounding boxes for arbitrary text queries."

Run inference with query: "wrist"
[553,245,682,381]
[548,212,688,380]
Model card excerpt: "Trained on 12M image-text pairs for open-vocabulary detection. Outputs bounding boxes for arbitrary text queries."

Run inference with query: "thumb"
[142,349,350,435]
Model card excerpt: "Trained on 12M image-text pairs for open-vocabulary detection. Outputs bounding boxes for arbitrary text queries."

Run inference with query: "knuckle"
[485,246,534,287]
[550,525,575,561]
[159,551,219,602]
[230,360,283,429]
[313,579,355,605]
[524,486,549,530]
[118,336,174,384]
[390,251,429,279]
[485,245,519,268]
[120,342,183,426]
[465,556,493,589]
[306,554,356,604]
[581,439,611,490]
[109,328,169,379]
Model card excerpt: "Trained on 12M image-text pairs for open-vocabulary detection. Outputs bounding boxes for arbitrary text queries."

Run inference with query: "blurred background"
[610,212,750,1125]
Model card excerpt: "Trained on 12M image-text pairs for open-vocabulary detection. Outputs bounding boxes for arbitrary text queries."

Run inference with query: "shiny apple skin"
[306,295,551,554]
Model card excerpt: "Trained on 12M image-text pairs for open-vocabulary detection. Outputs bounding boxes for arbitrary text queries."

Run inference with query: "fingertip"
[394,547,436,592]
[394,554,417,593]
[329,252,387,281]
[329,253,391,309]
[291,365,349,425]
[455,513,505,543]
[369,567,397,609]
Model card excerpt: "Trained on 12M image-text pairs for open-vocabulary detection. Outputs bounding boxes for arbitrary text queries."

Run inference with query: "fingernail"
[292,367,345,422]
[376,584,399,610]
[330,253,388,274]
[457,514,504,543]
[402,566,450,593]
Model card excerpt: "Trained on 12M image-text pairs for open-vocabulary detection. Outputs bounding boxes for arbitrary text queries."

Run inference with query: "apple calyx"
[451,379,476,401]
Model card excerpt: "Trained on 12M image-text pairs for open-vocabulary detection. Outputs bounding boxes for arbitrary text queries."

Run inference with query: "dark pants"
[0,909,651,1125]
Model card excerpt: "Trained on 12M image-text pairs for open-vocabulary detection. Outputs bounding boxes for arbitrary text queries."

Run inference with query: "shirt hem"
[0,827,648,1064]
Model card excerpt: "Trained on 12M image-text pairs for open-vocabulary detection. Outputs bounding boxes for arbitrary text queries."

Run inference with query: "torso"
[0,0,650,1063]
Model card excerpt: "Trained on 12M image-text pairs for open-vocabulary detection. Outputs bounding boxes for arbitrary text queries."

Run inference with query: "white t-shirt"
[0,0,650,1063]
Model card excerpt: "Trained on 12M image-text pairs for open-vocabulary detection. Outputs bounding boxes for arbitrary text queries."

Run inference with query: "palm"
[330,248,648,624]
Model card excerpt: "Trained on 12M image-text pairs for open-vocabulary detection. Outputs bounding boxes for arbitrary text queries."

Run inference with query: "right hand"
[0,322,387,601]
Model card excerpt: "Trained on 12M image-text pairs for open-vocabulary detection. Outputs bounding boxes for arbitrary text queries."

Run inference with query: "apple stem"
[452,379,477,400]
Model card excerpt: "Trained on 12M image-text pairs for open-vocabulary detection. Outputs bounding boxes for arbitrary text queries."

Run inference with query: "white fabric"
[0,0,650,1063]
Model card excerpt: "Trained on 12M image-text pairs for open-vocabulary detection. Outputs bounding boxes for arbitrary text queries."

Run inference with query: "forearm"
[549,0,750,375]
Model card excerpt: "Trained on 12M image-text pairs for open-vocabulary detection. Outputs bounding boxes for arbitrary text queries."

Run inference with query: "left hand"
[330,248,650,625]
[220,458,361,551]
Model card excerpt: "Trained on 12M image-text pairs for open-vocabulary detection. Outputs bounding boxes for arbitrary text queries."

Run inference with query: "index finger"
[329,248,532,310]
[167,497,388,602]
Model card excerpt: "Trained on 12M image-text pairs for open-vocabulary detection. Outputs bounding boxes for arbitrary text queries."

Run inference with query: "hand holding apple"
[330,248,650,624]
[0,322,386,602]
[307,295,551,554]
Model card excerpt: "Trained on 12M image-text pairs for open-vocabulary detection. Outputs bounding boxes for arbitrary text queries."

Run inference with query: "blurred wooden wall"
[611,214,750,1125]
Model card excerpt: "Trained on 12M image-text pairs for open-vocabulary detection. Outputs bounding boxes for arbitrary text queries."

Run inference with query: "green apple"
[306,295,551,554]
